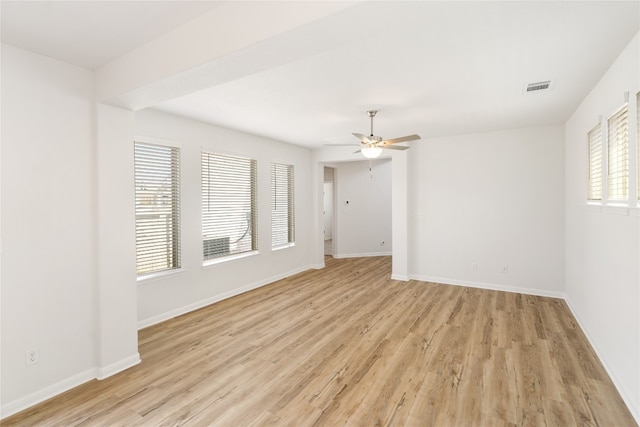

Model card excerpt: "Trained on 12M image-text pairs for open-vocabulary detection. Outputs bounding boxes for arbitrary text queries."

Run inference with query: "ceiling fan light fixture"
[361,146,382,159]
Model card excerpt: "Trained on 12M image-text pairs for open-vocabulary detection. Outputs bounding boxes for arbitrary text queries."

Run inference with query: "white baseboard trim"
[333,251,392,259]
[390,274,409,281]
[138,264,315,330]
[97,353,141,380]
[409,274,566,299]
[564,299,640,425]
[1,351,143,420]
[1,368,97,420]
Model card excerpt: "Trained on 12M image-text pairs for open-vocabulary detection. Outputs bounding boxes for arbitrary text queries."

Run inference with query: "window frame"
[201,150,258,265]
[271,162,295,250]
[606,103,629,203]
[587,122,603,202]
[134,140,182,279]
[637,92,640,202]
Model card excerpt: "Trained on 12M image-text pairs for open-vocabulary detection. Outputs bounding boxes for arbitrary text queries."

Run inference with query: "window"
[637,92,639,201]
[202,151,257,261]
[134,142,181,276]
[607,105,629,201]
[587,123,603,201]
[271,163,295,248]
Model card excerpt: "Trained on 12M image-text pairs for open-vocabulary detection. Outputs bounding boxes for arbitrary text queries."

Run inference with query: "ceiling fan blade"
[382,145,410,150]
[381,134,421,145]
[353,149,362,154]
[353,133,372,144]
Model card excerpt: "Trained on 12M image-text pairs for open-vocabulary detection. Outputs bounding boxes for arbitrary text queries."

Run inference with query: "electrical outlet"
[472,263,478,271]
[502,265,509,274]
[26,349,39,366]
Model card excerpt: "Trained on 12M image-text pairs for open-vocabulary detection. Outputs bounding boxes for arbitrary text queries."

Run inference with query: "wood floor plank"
[3,256,636,426]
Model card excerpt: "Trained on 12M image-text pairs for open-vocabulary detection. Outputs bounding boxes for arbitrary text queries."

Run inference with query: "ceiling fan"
[349,110,421,158]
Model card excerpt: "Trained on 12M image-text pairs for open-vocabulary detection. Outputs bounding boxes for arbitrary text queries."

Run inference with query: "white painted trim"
[137,267,184,283]
[138,264,315,329]
[1,368,97,420]
[333,251,392,259]
[1,351,143,420]
[390,274,410,281]
[134,135,183,148]
[564,299,640,425]
[409,274,566,299]
[97,353,141,380]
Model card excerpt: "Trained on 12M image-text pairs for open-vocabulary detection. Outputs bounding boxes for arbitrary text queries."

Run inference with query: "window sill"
[585,202,603,212]
[202,250,259,268]
[603,205,631,215]
[585,202,640,216]
[137,268,183,283]
[272,242,296,252]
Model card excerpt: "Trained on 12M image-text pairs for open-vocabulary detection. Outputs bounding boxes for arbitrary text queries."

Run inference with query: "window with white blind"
[134,142,181,276]
[587,123,603,201]
[271,163,295,248]
[202,151,257,261]
[607,105,629,201]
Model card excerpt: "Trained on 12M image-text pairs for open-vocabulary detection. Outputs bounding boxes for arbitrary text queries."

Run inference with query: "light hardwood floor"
[4,256,636,426]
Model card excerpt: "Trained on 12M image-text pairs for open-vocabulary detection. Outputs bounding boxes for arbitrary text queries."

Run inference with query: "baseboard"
[564,299,640,424]
[97,353,141,380]
[1,350,143,421]
[390,274,409,281]
[333,251,392,259]
[409,274,566,299]
[138,264,315,330]
[1,368,97,420]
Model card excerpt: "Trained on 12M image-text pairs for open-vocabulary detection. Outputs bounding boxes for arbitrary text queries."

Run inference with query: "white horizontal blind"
[134,142,181,275]
[202,151,257,260]
[587,123,602,201]
[607,105,629,201]
[271,163,295,247]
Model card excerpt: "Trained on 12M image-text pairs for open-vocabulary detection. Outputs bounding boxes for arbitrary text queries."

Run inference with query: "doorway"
[323,167,335,256]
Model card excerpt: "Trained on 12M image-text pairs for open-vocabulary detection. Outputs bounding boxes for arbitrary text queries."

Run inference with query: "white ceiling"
[2,1,639,148]
[0,1,220,70]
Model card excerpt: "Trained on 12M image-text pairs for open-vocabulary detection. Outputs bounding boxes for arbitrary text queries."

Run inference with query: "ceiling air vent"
[524,80,553,94]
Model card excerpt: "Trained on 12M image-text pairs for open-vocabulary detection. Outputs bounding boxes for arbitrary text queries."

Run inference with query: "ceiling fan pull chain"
[371,114,374,136]
[369,109,377,137]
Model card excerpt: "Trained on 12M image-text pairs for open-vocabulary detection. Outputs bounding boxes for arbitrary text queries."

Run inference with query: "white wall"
[1,45,141,419]
[94,104,140,378]
[1,45,97,413]
[408,125,566,297]
[565,32,640,420]
[134,109,315,327]
[332,159,392,258]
